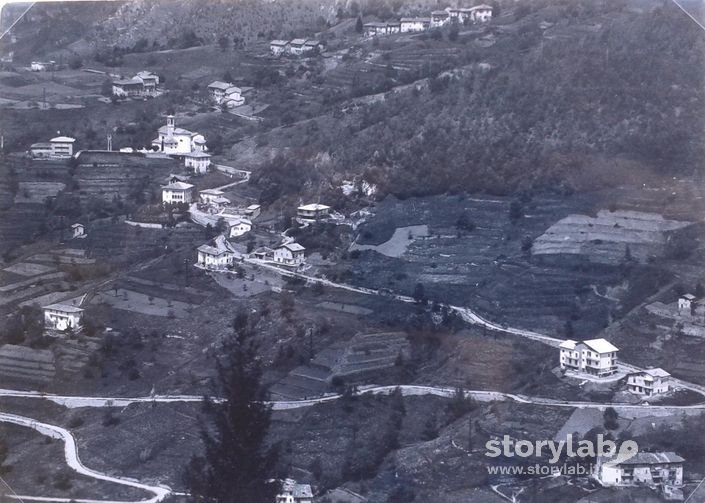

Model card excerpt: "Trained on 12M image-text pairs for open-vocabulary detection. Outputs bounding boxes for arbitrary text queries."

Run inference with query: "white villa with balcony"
[559,338,619,377]
[627,368,671,397]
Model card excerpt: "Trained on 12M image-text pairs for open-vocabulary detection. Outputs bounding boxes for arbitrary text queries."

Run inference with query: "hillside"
[248,0,705,200]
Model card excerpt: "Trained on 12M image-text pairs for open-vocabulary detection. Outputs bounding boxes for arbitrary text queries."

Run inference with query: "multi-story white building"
[196,235,237,270]
[112,71,160,98]
[596,452,684,487]
[273,242,305,266]
[401,17,431,32]
[297,203,330,222]
[43,303,83,332]
[184,151,212,174]
[162,181,194,204]
[207,81,245,108]
[152,115,207,155]
[270,40,290,56]
[627,368,671,397]
[559,338,619,377]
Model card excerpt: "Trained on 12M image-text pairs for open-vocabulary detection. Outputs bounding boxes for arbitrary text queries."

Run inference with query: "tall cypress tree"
[184,312,280,502]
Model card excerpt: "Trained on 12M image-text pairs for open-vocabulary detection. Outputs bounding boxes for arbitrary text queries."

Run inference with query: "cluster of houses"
[207,81,245,109]
[269,39,324,57]
[192,201,336,271]
[112,71,161,98]
[363,4,493,37]
[559,338,673,398]
[29,135,76,159]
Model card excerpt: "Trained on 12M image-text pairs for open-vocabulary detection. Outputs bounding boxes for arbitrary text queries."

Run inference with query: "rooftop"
[298,203,330,212]
[290,38,307,45]
[271,39,289,46]
[163,181,194,191]
[584,338,619,354]
[280,242,305,252]
[50,136,76,143]
[44,303,84,313]
[200,188,224,195]
[208,80,233,90]
[601,451,684,466]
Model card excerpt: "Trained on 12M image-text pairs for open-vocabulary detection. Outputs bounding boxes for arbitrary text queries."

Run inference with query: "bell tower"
[166,115,175,136]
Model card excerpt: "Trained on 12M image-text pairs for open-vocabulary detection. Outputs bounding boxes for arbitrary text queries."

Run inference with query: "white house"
[303,40,322,54]
[152,116,207,155]
[43,303,83,332]
[207,81,245,108]
[29,142,53,159]
[228,218,252,238]
[71,223,85,239]
[276,479,313,503]
[430,10,450,27]
[50,136,76,158]
[289,39,308,56]
[200,188,226,204]
[363,22,401,37]
[162,181,194,204]
[678,293,696,315]
[297,203,330,221]
[596,452,684,487]
[470,4,494,22]
[559,338,619,377]
[196,235,237,270]
[244,204,261,219]
[627,368,671,397]
[401,17,431,32]
[112,71,160,98]
[274,242,305,266]
[31,61,55,71]
[270,40,290,56]
[184,151,212,174]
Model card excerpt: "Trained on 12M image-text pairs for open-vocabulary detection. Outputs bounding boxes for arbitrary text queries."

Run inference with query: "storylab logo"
[485,434,638,465]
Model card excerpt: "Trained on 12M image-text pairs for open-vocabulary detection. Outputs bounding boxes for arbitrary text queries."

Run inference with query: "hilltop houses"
[43,303,83,332]
[595,451,684,488]
[207,81,245,108]
[401,17,431,32]
[270,40,289,55]
[196,235,237,270]
[364,21,401,37]
[270,38,323,57]
[162,181,194,205]
[627,368,671,397]
[559,338,619,377]
[368,4,493,35]
[112,71,160,98]
[152,115,207,155]
[30,135,76,159]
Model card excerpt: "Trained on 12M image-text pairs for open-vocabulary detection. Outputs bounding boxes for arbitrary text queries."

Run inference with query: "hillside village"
[2,0,705,502]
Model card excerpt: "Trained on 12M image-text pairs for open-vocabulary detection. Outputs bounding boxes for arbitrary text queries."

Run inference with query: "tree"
[218,35,230,51]
[183,311,280,502]
[413,282,425,303]
[68,55,83,69]
[603,407,619,430]
[355,16,364,34]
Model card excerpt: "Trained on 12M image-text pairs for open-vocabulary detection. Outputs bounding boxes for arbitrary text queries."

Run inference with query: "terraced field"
[346,194,653,338]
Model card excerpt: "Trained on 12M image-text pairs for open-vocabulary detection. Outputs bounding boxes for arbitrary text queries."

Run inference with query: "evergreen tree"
[183,311,280,502]
[355,16,364,34]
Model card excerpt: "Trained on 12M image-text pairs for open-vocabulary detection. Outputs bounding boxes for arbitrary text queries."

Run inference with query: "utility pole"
[107,134,112,151]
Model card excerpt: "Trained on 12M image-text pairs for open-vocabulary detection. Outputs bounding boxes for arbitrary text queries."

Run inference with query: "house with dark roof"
[596,451,684,487]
